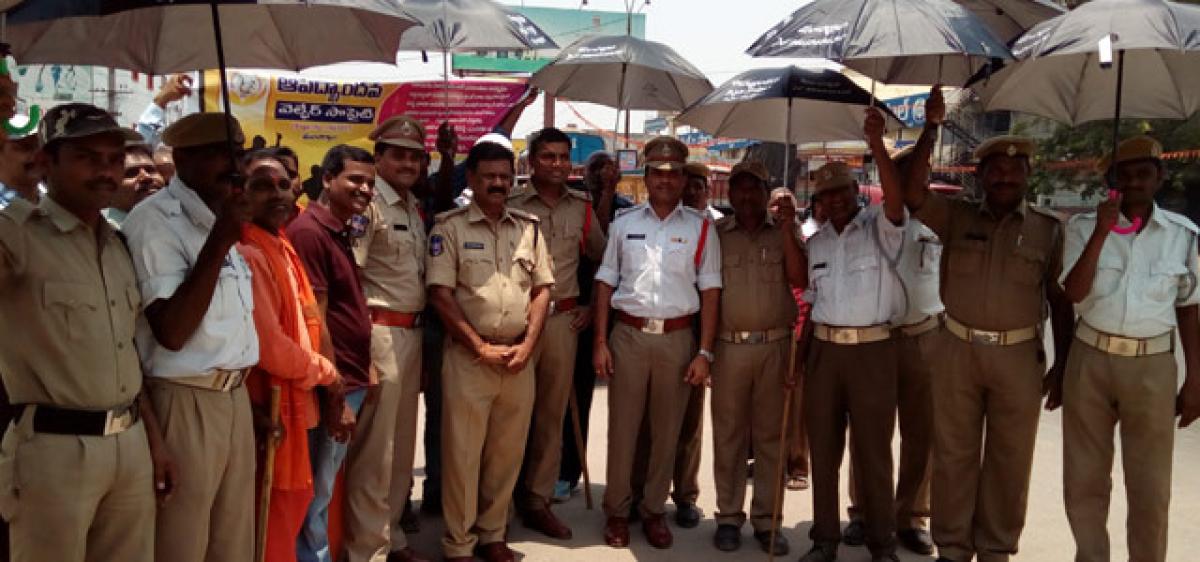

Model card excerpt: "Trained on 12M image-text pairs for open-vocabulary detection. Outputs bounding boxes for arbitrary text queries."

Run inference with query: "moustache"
[486,187,507,195]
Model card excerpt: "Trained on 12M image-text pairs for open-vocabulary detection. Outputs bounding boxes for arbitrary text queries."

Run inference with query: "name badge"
[393,224,409,231]
[670,236,688,244]
[813,262,828,270]
[464,242,486,250]
[627,233,646,240]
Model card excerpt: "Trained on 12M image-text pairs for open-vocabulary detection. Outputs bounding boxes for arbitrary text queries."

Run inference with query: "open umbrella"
[676,66,903,184]
[951,0,1065,43]
[530,34,712,146]
[970,0,1200,234]
[396,0,556,111]
[746,0,1013,87]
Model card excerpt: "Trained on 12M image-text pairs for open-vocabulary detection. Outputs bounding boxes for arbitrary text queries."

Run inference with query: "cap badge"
[53,109,77,138]
[659,144,672,157]
[399,121,416,137]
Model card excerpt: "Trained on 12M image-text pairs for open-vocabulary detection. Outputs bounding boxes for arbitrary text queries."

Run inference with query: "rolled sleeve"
[123,210,189,305]
[594,220,623,288]
[1180,231,1200,307]
[425,223,459,289]
[532,224,555,288]
[874,205,907,260]
[696,219,722,291]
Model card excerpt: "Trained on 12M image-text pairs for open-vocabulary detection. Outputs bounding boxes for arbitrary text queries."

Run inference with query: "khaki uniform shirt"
[0,197,142,410]
[716,215,798,333]
[426,202,554,342]
[915,193,1064,332]
[354,177,427,313]
[508,186,606,301]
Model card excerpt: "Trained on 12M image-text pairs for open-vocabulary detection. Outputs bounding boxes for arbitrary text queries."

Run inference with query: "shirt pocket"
[722,253,744,286]
[1092,254,1125,298]
[42,281,101,341]
[761,247,785,283]
[665,242,693,274]
[1005,246,1046,286]
[917,238,942,275]
[947,239,987,277]
[1147,262,1189,304]
[462,256,497,288]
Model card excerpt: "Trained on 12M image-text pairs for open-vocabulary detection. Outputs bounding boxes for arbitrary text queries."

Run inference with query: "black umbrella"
[675,66,903,183]
[951,0,1065,43]
[746,0,1013,87]
[970,0,1200,172]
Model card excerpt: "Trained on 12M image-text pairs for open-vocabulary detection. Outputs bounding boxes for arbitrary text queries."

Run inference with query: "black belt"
[15,402,139,436]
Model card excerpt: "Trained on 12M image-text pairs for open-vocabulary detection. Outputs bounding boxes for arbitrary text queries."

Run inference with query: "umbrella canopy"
[676,66,904,144]
[529,34,712,111]
[3,0,422,74]
[951,0,1065,43]
[396,0,556,52]
[746,0,1012,86]
[970,0,1200,125]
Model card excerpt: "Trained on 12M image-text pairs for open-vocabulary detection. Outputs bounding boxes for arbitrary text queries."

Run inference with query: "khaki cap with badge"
[643,136,688,171]
[813,161,856,194]
[161,112,246,148]
[973,135,1036,162]
[730,160,770,184]
[39,103,141,146]
[1097,135,1163,172]
[370,115,426,152]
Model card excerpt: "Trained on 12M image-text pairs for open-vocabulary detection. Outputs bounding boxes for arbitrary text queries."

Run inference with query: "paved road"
[401,381,1200,561]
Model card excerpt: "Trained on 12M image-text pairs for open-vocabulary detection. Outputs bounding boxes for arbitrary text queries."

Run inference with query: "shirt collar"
[978,197,1027,220]
[167,177,216,230]
[466,201,517,225]
[640,202,686,222]
[306,202,348,234]
[721,213,773,233]
[39,194,117,243]
[375,177,408,208]
[1146,203,1170,229]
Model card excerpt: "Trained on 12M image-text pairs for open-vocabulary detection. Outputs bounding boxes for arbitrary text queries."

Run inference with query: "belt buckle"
[970,329,1002,345]
[832,329,859,345]
[102,409,129,436]
[643,318,665,335]
[219,370,242,392]
[1106,336,1139,356]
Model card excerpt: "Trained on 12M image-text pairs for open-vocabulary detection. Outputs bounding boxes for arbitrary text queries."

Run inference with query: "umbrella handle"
[1107,190,1141,235]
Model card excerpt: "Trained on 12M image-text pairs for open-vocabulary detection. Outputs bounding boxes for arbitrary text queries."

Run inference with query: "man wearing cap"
[797,111,907,561]
[593,136,721,550]
[900,86,1074,562]
[709,160,804,555]
[0,103,165,562]
[105,143,165,229]
[1059,135,1200,562]
[0,114,44,210]
[842,141,945,556]
[344,115,432,562]
[683,162,724,221]
[508,127,606,539]
[123,111,260,562]
[426,140,553,562]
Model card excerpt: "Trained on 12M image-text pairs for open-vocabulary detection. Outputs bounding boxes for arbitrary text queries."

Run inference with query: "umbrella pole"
[1110,49,1126,166]
[443,48,450,120]
[784,97,792,190]
[616,61,628,149]
[208,1,238,173]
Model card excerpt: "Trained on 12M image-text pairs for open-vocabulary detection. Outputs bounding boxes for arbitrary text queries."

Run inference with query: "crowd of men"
[0,65,1198,562]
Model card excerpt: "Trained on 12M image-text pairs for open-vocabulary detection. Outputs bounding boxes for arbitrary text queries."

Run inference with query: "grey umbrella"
[746,0,1013,87]
[676,66,903,184]
[951,0,1065,43]
[530,34,712,146]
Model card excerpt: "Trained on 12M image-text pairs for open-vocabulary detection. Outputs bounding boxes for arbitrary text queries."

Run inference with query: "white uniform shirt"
[894,218,945,325]
[596,202,722,319]
[804,205,906,327]
[1062,205,1200,338]
[123,178,259,377]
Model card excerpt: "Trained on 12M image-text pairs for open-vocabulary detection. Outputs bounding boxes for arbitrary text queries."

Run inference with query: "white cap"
[474,132,513,152]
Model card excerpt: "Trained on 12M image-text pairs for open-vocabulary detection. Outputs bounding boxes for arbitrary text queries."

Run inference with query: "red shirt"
[286,204,372,389]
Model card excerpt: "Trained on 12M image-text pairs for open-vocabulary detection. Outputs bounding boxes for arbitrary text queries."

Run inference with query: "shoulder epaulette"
[0,200,36,224]
[567,189,593,203]
[1160,208,1199,234]
[715,215,735,230]
[508,208,541,223]
[615,203,644,219]
[1029,205,1064,223]
[681,206,705,219]
[433,206,470,224]
[507,188,535,203]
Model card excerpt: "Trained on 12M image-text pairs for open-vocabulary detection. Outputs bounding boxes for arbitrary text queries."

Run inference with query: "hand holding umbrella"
[1104,189,1142,235]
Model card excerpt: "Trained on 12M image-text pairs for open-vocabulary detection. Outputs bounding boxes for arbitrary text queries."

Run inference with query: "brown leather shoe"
[522,505,573,539]
[605,516,630,547]
[642,513,674,549]
[385,547,431,562]
[475,541,515,562]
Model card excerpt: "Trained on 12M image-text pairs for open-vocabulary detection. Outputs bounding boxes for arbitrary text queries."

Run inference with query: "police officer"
[346,115,432,562]
[709,161,804,555]
[798,150,907,562]
[0,103,163,562]
[509,127,605,539]
[426,140,553,562]
[901,85,1074,562]
[593,136,721,550]
[1059,136,1200,562]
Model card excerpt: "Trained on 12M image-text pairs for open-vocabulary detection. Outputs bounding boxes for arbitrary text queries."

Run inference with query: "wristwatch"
[697,349,715,363]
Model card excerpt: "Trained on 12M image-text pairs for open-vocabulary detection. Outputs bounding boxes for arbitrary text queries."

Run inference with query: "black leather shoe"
[713,524,741,551]
[842,519,866,546]
[898,527,934,555]
[935,558,956,562]
[798,543,838,562]
[753,530,789,555]
[674,502,702,528]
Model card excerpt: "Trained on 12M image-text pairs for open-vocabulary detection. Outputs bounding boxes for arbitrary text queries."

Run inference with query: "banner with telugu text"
[202,70,528,171]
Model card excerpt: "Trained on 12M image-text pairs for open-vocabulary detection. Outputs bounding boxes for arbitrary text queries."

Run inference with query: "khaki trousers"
[3,414,154,562]
[440,339,535,558]
[673,384,704,505]
[931,331,1043,562]
[344,324,423,561]
[805,338,898,557]
[1064,340,1176,562]
[711,338,789,532]
[521,312,578,510]
[149,381,255,562]
[602,323,695,518]
[848,329,936,529]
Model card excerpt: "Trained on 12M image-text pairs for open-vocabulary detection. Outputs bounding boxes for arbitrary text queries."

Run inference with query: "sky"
[294,0,833,138]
